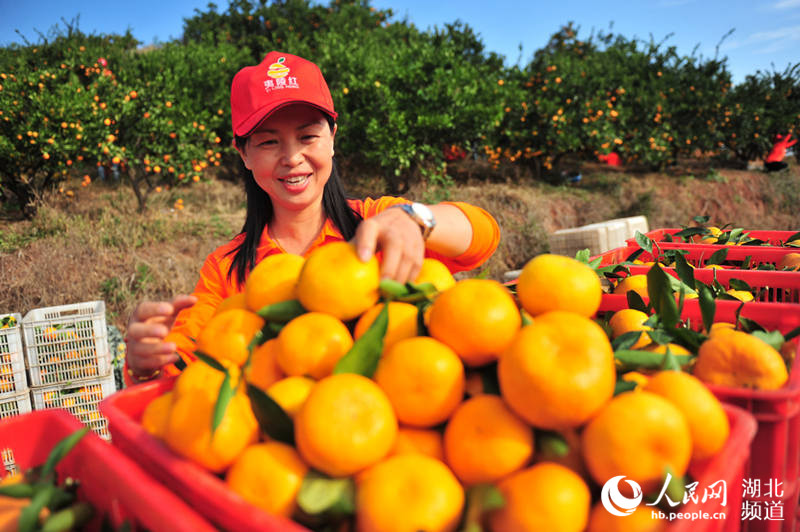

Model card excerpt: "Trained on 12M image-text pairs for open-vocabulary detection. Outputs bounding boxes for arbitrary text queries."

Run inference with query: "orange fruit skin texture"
[356,454,464,532]
[489,462,591,532]
[390,427,445,462]
[609,309,652,349]
[164,389,259,473]
[213,292,248,316]
[644,370,730,461]
[266,376,315,419]
[413,257,456,292]
[582,391,692,494]
[244,253,305,312]
[354,302,419,352]
[274,312,353,379]
[516,254,602,318]
[373,336,465,428]
[296,241,381,321]
[195,308,265,366]
[245,338,284,391]
[694,329,789,390]
[141,391,173,439]
[613,274,649,300]
[778,252,800,271]
[443,394,534,486]
[587,502,666,532]
[295,373,398,477]
[226,442,308,518]
[173,359,231,399]
[498,311,616,430]
[428,278,521,367]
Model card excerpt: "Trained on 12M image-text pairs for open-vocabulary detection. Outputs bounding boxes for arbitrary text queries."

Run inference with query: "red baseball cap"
[231,51,337,137]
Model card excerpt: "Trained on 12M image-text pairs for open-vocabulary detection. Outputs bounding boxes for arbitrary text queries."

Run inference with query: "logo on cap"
[264,57,299,93]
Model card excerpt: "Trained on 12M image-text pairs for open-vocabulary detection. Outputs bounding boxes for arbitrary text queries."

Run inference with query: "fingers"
[126,295,195,374]
[354,209,425,283]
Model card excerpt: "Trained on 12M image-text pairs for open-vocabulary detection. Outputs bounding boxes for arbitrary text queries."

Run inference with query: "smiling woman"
[122,50,501,383]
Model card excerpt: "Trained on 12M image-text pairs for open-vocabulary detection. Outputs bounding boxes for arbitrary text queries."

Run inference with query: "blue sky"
[2,0,798,84]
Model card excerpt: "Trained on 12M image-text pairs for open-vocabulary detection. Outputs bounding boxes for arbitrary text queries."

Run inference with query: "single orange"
[613,274,649,300]
[244,253,305,312]
[373,336,464,427]
[356,454,464,532]
[274,312,353,379]
[516,254,602,317]
[443,394,534,485]
[296,241,380,321]
[608,308,652,349]
[498,311,616,429]
[694,329,788,390]
[427,278,521,367]
[214,292,248,316]
[295,373,397,477]
[226,442,308,518]
[582,390,692,493]
[266,376,315,419]
[644,370,730,460]
[245,338,284,391]
[195,308,265,366]
[413,257,456,292]
[489,462,591,532]
[354,302,419,352]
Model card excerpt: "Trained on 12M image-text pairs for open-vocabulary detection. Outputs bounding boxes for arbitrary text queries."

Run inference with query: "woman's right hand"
[125,295,197,377]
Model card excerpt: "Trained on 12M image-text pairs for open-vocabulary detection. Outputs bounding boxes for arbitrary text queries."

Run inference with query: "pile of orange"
[138,244,737,532]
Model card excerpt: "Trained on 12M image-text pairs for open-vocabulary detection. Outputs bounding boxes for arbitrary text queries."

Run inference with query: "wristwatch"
[396,202,436,240]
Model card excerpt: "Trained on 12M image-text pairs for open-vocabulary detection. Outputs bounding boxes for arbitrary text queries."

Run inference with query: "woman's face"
[238,104,336,216]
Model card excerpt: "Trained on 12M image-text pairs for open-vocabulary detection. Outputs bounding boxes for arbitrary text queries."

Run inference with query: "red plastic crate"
[0,409,215,532]
[627,228,800,248]
[598,245,800,272]
[100,379,760,532]
[100,379,309,532]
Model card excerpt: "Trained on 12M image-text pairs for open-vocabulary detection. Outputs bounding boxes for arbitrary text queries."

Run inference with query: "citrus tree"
[0,30,136,216]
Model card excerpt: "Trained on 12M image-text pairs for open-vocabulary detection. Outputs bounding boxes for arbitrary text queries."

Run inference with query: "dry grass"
[1,160,798,332]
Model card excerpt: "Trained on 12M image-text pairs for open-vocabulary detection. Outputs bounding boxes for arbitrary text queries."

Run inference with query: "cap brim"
[234,100,338,137]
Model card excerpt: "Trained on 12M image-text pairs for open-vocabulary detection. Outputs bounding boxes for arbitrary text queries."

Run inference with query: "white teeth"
[283,176,307,185]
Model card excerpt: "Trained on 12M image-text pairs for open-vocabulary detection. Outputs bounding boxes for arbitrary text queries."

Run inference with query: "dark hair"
[226,117,361,286]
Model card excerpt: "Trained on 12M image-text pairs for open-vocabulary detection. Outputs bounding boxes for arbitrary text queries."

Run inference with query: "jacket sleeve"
[161,250,232,377]
[362,196,501,274]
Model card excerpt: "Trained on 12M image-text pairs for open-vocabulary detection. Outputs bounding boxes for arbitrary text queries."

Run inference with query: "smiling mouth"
[280,175,309,185]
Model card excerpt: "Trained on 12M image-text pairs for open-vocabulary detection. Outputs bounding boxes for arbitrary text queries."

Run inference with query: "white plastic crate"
[0,390,32,421]
[22,301,111,387]
[610,215,649,239]
[548,216,649,257]
[0,313,27,399]
[30,373,115,440]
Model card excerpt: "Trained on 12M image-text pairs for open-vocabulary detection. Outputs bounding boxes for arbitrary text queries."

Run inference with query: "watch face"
[411,202,435,225]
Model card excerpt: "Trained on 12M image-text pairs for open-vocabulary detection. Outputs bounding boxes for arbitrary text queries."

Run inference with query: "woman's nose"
[280,141,304,166]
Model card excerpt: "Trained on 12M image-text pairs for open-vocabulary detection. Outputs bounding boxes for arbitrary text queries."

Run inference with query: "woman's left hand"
[353,206,425,282]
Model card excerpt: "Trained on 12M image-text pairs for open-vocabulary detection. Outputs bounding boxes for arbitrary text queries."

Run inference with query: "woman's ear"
[235,141,251,170]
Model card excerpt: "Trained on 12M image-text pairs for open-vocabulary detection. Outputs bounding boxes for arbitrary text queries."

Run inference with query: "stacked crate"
[0,313,32,421]
[21,301,115,439]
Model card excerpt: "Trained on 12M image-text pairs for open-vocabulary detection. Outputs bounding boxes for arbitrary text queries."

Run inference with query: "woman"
[124,51,500,383]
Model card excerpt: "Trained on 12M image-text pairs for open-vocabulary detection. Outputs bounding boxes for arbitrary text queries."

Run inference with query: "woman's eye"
[258,139,277,146]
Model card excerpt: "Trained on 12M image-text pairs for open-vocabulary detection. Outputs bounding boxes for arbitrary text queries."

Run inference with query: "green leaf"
[626,248,645,263]
[614,349,693,371]
[574,249,591,263]
[646,329,673,345]
[673,252,695,289]
[752,330,786,352]
[784,231,800,244]
[256,299,306,322]
[706,248,729,266]
[728,278,752,292]
[211,369,234,433]
[333,302,388,378]
[673,227,706,240]
[612,331,644,351]
[661,347,682,371]
[614,379,638,395]
[536,431,569,458]
[461,484,506,532]
[647,264,679,329]
[379,278,410,299]
[19,484,56,532]
[41,502,94,532]
[0,482,35,498]
[634,231,654,254]
[698,284,716,334]
[626,290,649,313]
[297,471,356,516]
[193,350,226,372]
[784,326,800,342]
[40,427,89,481]
[737,316,765,333]
[693,215,710,224]
[246,383,294,445]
